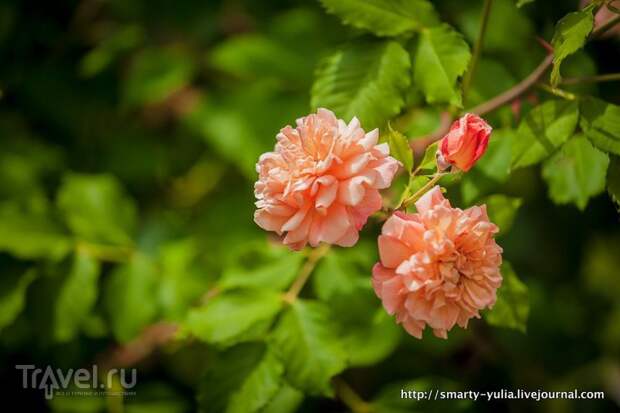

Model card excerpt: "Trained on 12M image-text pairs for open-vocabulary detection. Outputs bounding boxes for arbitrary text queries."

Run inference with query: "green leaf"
[0,134,62,198]
[219,242,304,292]
[542,135,609,210]
[198,343,285,413]
[580,97,620,156]
[318,0,439,37]
[183,289,283,346]
[184,84,307,178]
[0,269,37,330]
[461,129,514,204]
[342,305,401,367]
[259,384,304,413]
[391,141,437,207]
[413,24,471,106]
[0,205,72,260]
[484,261,529,332]
[512,100,579,168]
[313,247,400,367]
[312,243,376,299]
[417,141,439,172]
[607,156,620,211]
[386,127,412,174]
[270,300,347,395]
[54,252,101,342]
[209,34,310,83]
[80,25,144,77]
[311,40,411,130]
[482,194,522,235]
[226,350,284,413]
[158,239,210,320]
[104,255,159,342]
[456,0,534,55]
[313,251,364,302]
[81,313,108,339]
[550,5,594,86]
[516,0,535,7]
[408,175,431,194]
[123,46,195,107]
[560,51,598,96]
[57,173,137,245]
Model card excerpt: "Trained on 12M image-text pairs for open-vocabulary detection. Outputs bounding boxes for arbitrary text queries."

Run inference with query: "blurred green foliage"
[0,0,619,412]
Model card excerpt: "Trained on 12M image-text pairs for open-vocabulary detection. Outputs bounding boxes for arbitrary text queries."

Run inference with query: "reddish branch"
[96,322,178,371]
[410,111,453,156]
[468,54,555,117]
[409,11,620,152]
[408,53,554,155]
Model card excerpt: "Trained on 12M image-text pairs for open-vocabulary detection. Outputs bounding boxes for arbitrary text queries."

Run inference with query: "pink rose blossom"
[372,186,503,339]
[254,108,400,250]
[437,113,492,172]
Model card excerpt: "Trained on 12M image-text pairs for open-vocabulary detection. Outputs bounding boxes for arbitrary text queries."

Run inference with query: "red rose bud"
[436,113,492,172]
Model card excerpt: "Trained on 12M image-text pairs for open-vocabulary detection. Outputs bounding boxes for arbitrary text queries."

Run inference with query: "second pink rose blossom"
[372,186,503,339]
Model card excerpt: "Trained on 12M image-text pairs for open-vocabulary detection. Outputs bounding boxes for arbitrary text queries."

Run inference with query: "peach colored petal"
[415,185,447,215]
[281,207,309,232]
[372,263,404,315]
[381,212,425,250]
[359,129,379,150]
[378,235,412,269]
[402,318,424,339]
[338,176,370,206]
[370,156,400,188]
[337,226,359,247]
[348,189,382,230]
[371,262,394,295]
[254,209,288,233]
[324,204,353,244]
[315,182,338,212]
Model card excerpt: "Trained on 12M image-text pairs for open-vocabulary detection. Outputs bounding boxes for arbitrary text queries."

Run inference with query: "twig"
[592,13,620,38]
[408,111,453,156]
[608,1,620,15]
[399,172,447,210]
[96,322,179,372]
[464,7,620,116]
[537,83,577,100]
[403,23,605,163]
[406,50,554,153]
[561,72,620,85]
[333,377,373,413]
[199,286,221,304]
[462,0,494,99]
[536,36,553,53]
[468,54,554,116]
[283,244,330,303]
